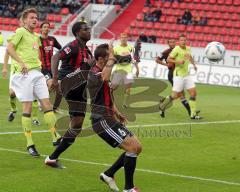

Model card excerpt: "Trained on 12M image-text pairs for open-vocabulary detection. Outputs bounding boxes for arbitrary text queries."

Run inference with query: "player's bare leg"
[187,88,202,119]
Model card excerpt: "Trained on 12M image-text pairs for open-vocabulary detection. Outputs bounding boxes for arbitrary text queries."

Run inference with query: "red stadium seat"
[225,0,233,5]
[211,27,219,34]
[145,22,153,29]
[217,0,225,4]
[154,22,161,30]
[231,14,238,21]
[235,22,240,28]
[228,28,235,36]
[201,0,208,3]
[219,28,227,35]
[193,26,202,33]
[163,1,171,8]
[232,36,239,44]
[179,3,187,9]
[223,36,231,43]
[214,12,221,20]
[233,0,240,5]
[193,0,201,3]
[136,13,143,21]
[188,33,195,40]
[217,20,225,27]
[132,29,139,36]
[136,21,144,28]
[60,8,69,15]
[186,25,194,32]
[209,0,216,4]
[222,12,230,20]
[167,16,176,23]
[50,23,55,29]
[115,5,122,13]
[124,28,130,35]
[156,31,163,38]
[172,2,179,9]
[142,7,149,13]
[160,15,166,22]
[225,20,233,28]
[208,19,217,26]
[202,26,211,33]
[9,18,18,26]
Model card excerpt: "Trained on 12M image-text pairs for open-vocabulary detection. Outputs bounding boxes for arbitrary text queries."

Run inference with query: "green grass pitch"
[0,64,240,192]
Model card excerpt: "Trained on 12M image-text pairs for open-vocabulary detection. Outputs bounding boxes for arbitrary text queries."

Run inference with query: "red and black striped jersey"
[160,47,175,71]
[88,65,114,119]
[39,36,62,71]
[58,39,93,80]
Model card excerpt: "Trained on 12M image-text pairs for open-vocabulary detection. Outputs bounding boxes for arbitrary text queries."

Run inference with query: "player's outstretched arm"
[190,55,197,71]
[112,104,127,124]
[102,40,116,81]
[155,56,167,66]
[51,53,61,91]
[2,50,9,78]
[167,56,176,64]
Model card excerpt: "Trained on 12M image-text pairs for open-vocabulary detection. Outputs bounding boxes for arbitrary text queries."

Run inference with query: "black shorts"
[65,83,87,117]
[91,118,133,148]
[41,69,53,81]
[168,69,173,86]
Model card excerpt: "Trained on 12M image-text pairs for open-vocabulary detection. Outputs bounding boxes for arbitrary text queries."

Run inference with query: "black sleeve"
[160,50,168,61]
[52,37,62,50]
[58,42,78,60]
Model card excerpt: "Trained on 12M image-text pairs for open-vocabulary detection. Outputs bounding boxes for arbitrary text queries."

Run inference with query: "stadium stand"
[100,0,240,50]
[0,0,129,36]
[0,0,239,50]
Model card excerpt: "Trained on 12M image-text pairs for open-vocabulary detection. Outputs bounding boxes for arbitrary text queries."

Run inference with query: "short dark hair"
[72,21,88,37]
[21,8,38,20]
[94,44,109,61]
[40,21,50,28]
[179,34,186,39]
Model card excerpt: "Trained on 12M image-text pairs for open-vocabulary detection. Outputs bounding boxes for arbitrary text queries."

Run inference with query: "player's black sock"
[53,92,62,111]
[104,152,126,177]
[124,152,137,190]
[181,98,191,116]
[49,137,75,160]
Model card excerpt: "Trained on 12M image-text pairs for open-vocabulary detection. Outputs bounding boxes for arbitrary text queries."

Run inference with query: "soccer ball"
[205,42,226,62]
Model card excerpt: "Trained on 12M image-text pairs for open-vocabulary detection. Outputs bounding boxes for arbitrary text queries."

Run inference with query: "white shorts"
[172,75,195,93]
[111,71,134,85]
[10,70,49,102]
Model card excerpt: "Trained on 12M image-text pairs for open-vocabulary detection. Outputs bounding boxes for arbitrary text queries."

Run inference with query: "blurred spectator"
[0,32,3,46]
[199,13,208,26]
[3,1,18,18]
[143,10,154,22]
[145,0,154,7]
[177,9,192,25]
[139,32,148,43]
[79,16,87,23]
[193,12,201,25]
[148,31,156,43]
[151,6,162,22]
[104,0,111,4]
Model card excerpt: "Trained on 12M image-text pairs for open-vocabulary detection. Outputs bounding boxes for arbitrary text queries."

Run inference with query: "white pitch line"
[128,120,240,128]
[0,120,240,135]
[0,147,239,187]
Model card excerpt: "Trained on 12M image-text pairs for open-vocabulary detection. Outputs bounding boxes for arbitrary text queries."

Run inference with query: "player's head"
[94,43,109,66]
[178,34,187,47]
[72,21,91,41]
[21,8,38,30]
[119,33,128,46]
[167,39,176,49]
[19,15,24,27]
[40,21,50,35]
